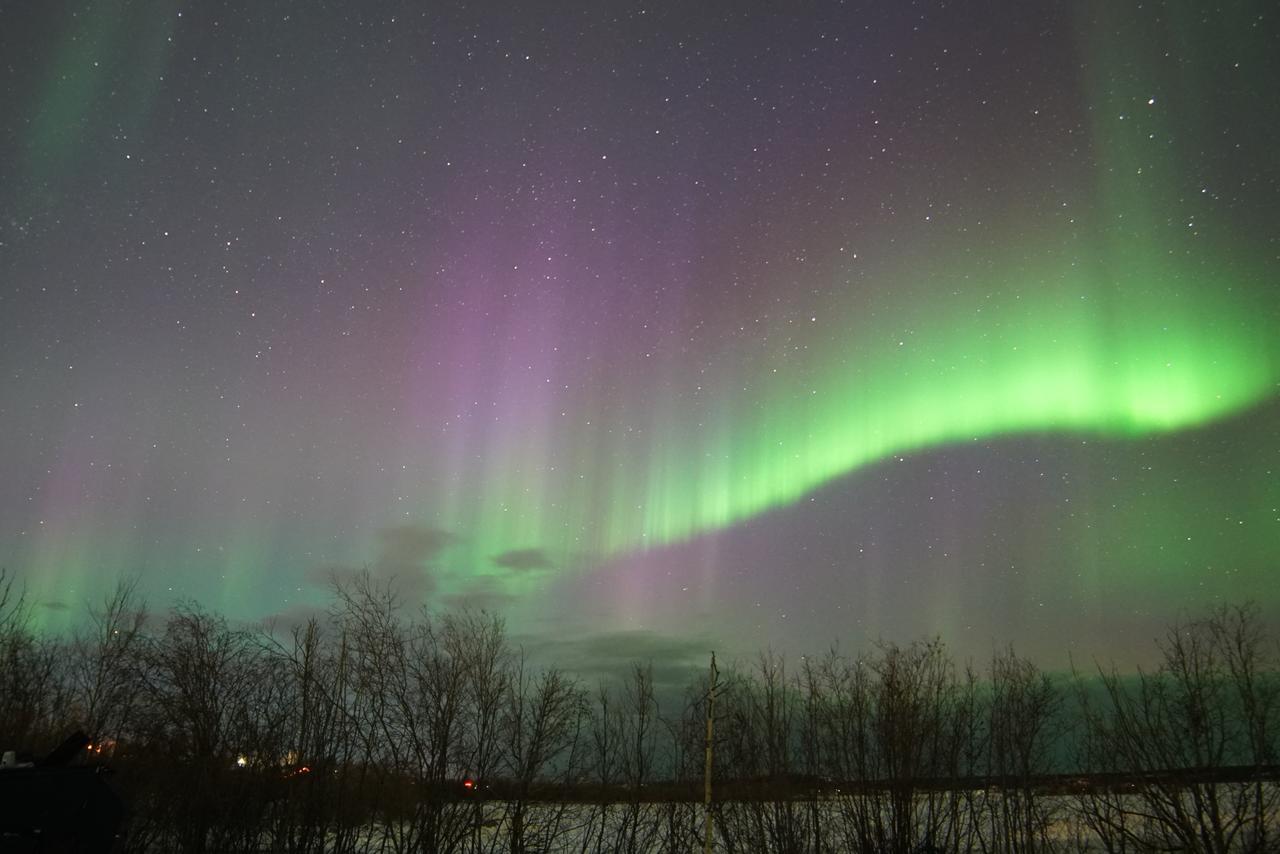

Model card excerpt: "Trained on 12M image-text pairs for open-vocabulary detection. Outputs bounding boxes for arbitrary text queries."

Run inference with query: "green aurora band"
[450,249,1277,572]
[11,0,1277,622]
[436,2,1280,578]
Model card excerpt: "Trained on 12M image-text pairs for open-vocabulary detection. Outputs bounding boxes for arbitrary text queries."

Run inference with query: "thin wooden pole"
[703,651,718,854]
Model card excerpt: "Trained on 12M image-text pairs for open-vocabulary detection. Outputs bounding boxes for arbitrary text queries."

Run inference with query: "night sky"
[3,1,1277,672]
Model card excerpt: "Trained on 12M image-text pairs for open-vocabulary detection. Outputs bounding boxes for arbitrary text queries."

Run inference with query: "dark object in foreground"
[0,732,124,853]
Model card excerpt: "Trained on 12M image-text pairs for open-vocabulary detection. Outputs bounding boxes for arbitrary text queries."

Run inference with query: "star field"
[1,0,1277,668]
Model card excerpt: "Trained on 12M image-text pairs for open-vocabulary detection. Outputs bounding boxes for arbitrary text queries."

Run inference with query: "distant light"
[463,778,475,789]
[236,755,248,768]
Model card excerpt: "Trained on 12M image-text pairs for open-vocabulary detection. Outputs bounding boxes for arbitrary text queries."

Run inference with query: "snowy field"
[139,786,1276,853]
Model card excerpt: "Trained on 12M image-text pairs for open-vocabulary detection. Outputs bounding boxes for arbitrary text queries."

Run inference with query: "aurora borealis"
[2,1,1277,669]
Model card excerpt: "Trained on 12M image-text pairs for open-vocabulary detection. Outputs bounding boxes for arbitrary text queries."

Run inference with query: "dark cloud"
[519,629,715,699]
[301,523,454,606]
[492,548,554,571]
[378,524,455,569]
[41,599,70,611]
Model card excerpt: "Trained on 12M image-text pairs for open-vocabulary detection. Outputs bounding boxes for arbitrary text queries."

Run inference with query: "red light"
[462,778,475,789]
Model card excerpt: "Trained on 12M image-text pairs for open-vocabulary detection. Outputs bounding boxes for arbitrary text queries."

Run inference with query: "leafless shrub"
[0,569,68,752]
[4,572,1275,854]
[1073,603,1279,854]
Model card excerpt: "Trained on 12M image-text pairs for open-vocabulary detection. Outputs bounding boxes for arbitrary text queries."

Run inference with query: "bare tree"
[69,578,148,746]
[1073,604,1279,853]
[799,654,831,852]
[0,569,70,753]
[500,658,587,854]
[739,652,805,853]
[333,571,475,854]
[984,646,1061,854]
[133,602,267,854]
[445,609,512,854]
[258,615,367,854]
[581,680,622,851]
[9,569,1276,854]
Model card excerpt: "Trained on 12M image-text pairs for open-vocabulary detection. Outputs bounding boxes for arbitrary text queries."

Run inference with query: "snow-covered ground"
[156,786,1275,853]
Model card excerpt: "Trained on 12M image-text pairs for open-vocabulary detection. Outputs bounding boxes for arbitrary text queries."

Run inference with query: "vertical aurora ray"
[23,0,179,190]
[3,0,1276,651]
[429,249,1275,580]
[415,1,1278,596]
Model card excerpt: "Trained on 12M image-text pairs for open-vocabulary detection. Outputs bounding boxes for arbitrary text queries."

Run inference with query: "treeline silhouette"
[1,568,1276,853]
